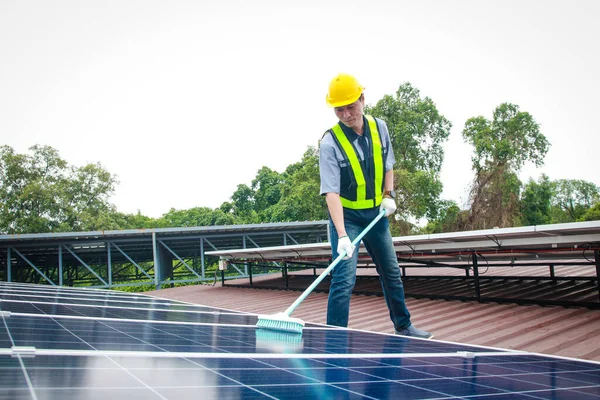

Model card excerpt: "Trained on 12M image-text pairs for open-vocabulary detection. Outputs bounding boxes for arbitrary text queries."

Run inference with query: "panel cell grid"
[0,281,599,399]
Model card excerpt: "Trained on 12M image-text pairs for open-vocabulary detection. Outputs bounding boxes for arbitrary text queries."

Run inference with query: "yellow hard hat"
[326,73,364,107]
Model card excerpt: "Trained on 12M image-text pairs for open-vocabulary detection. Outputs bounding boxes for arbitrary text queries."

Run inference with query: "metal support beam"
[107,242,112,287]
[12,248,55,286]
[286,233,300,246]
[595,250,600,303]
[203,238,218,251]
[63,246,108,286]
[158,240,202,280]
[7,247,11,282]
[228,262,245,275]
[244,235,260,248]
[243,236,248,275]
[200,238,205,278]
[111,242,153,280]
[472,251,481,302]
[58,245,63,286]
[152,232,160,290]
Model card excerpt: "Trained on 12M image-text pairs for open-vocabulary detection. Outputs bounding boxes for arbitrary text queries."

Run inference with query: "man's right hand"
[337,236,355,260]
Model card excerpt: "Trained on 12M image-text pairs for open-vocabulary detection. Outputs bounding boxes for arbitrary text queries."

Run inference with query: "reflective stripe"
[331,124,366,203]
[331,115,384,209]
[340,196,381,209]
[366,115,384,205]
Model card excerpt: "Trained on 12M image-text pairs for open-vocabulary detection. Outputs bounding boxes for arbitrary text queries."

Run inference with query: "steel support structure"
[594,250,600,301]
[1,222,329,291]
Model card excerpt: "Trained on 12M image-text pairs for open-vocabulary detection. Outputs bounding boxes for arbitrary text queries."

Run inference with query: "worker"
[319,73,433,339]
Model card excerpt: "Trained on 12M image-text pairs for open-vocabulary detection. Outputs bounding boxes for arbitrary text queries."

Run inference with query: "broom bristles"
[255,328,304,353]
[256,312,305,334]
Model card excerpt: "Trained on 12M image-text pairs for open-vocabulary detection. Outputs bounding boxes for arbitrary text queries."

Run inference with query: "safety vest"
[330,115,384,209]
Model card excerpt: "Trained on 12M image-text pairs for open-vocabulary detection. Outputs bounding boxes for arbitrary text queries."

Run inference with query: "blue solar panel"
[1,281,600,399]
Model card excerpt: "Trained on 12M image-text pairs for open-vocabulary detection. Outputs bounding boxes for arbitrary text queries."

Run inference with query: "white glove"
[380,197,397,217]
[337,236,355,260]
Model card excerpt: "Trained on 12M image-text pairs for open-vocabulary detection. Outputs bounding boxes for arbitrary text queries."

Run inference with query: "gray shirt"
[319,116,396,195]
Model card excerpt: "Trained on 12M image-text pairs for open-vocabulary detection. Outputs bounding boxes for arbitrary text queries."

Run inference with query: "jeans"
[327,207,411,331]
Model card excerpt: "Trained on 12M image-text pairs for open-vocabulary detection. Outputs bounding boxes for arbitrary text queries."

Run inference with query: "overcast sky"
[1,0,598,218]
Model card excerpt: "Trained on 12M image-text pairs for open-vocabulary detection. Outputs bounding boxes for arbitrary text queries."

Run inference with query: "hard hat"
[326,73,364,107]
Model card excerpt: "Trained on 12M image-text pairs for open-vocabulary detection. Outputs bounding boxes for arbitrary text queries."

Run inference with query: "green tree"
[364,82,452,233]
[159,207,235,227]
[580,202,600,221]
[0,145,119,233]
[521,174,553,226]
[394,169,443,228]
[0,145,64,232]
[230,183,258,223]
[119,210,161,229]
[251,166,283,220]
[462,103,550,229]
[267,147,327,222]
[224,147,326,224]
[550,179,600,223]
[423,200,467,233]
[59,162,120,231]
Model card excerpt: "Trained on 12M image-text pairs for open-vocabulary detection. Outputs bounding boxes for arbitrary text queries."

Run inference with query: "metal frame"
[0,221,328,290]
[209,221,600,308]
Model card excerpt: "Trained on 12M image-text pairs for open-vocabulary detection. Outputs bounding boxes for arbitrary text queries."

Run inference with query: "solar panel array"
[206,220,600,263]
[1,282,599,399]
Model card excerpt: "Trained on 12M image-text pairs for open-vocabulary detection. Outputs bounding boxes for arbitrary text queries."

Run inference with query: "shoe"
[395,325,434,339]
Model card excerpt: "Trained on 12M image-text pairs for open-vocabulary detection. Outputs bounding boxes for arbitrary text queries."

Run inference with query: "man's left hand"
[380,197,397,217]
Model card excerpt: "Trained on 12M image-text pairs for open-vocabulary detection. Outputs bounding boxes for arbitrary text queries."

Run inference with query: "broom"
[256,209,386,334]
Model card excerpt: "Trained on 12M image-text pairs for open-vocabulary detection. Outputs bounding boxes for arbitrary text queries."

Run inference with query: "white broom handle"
[284,209,386,316]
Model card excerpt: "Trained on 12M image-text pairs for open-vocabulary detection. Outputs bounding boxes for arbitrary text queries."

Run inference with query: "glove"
[337,236,355,260]
[380,197,397,217]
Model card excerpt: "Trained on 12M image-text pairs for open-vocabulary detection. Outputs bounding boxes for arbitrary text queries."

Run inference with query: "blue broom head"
[256,312,305,334]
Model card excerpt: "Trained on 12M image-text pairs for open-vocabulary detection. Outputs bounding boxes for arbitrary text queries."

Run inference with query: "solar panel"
[205,220,600,264]
[1,282,599,399]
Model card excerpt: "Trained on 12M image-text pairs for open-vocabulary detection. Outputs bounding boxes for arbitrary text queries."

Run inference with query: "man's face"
[334,95,364,131]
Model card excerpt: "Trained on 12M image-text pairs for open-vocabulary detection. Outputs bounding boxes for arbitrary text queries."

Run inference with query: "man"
[319,73,432,339]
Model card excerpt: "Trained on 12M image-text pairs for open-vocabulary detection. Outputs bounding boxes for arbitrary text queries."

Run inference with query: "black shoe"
[395,325,434,339]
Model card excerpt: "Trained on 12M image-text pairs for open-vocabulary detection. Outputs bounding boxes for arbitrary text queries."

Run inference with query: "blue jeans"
[327,207,411,331]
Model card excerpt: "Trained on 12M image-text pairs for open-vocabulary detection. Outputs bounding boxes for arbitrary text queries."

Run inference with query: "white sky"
[1,0,598,218]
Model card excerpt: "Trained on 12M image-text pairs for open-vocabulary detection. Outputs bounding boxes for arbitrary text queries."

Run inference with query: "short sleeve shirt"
[319,116,396,195]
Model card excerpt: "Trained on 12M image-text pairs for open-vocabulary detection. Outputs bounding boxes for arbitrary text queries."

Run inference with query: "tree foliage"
[0,145,119,233]
[365,82,452,234]
[230,183,259,223]
[226,147,326,223]
[392,169,444,234]
[266,147,327,222]
[520,174,553,226]
[252,166,283,218]
[159,207,236,227]
[469,168,523,229]
[550,179,600,223]
[463,103,549,172]
[462,103,550,229]
[6,88,598,236]
[519,175,600,226]
[423,200,468,233]
[580,202,600,222]
[365,83,451,174]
